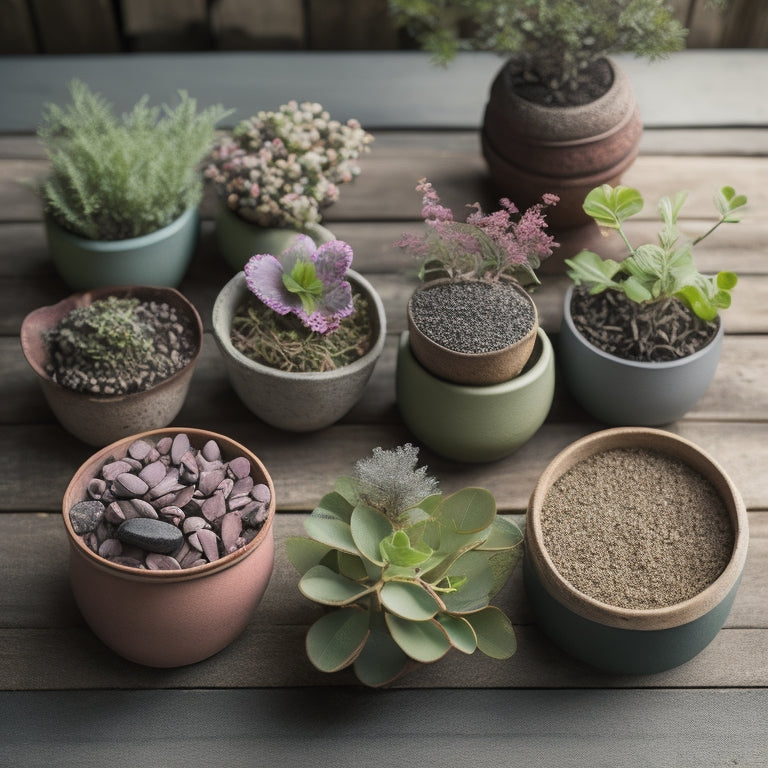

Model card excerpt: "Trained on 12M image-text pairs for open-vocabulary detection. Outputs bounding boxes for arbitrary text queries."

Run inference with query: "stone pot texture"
[396,327,554,463]
[20,285,203,446]
[62,427,276,667]
[524,427,748,674]
[559,285,724,426]
[407,277,539,386]
[212,269,386,432]
[214,202,336,273]
[481,57,642,231]
[45,206,199,291]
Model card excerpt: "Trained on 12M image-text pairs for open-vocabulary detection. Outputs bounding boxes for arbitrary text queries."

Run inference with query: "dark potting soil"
[410,281,536,354]
[570,286,719,363]
[508,57,614,107]
[540,447,734,610]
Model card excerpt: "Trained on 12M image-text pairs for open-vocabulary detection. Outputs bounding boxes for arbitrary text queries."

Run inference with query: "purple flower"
[244,235,354,334]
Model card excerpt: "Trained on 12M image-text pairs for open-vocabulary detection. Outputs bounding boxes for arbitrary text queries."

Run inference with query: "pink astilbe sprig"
[244,235,354,334]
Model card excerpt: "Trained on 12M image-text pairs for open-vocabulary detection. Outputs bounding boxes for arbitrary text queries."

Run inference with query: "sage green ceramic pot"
[396,327,554,463]
[525,427,748,674]
[214,203,335,272]
[45,207,199,291]
[559,285,725,425]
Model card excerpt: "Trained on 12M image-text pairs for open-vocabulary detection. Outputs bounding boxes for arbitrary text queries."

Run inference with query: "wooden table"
[1,51,767,766]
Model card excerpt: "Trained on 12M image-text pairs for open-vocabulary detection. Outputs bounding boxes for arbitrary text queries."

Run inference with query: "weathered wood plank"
[210,0,305,50]
[307,0,399,50]
[29,0,121,54]
[0,0,38,54]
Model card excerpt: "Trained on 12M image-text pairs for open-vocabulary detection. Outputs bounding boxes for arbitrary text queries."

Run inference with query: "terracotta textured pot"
[481,57,642,230]
[559,285,724,425]
[212,269,386,432]
[214,203,336,272]
[396,327,554,463]
[525,427,748,674]
[62,427,276,667]
[20,285,203,446]
[407,278,539,386]
[45,206,199,290]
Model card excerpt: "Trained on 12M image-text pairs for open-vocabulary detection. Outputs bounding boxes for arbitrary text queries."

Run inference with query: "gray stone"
[68,500,105,535]
[116,517,184,555]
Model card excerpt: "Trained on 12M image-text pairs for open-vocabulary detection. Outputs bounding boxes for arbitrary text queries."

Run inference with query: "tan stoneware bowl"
[407,278,538,386]
[20,285,203,446]
[61,427,276,667]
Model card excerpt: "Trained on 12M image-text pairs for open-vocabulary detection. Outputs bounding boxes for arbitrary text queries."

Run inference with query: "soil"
[570,286,719,363]
[508,57,614,107]
[540,447,734,610]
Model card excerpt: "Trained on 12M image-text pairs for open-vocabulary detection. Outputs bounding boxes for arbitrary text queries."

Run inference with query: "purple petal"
[276,234,317,272]
[243,254,301,315]
[314,240,354,285]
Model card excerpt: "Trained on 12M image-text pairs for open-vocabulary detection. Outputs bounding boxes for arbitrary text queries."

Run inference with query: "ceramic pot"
[481,57,642,230]
[45,206,199,291]
[62,427,276,667]
[20,285,203,446]
[396,327,554,463]
[559,285,724,425]
[214,203,336,272]
[407,278,538,386]
[525,427,748,674]
[212,269,386,432]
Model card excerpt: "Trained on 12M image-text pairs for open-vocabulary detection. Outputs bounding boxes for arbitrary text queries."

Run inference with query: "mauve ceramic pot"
[212,269,386,432]
[525,427,748,674]
[559,285,725,426]
[20,285,203,446]
[45,206,199,291]
[62,427,276,668]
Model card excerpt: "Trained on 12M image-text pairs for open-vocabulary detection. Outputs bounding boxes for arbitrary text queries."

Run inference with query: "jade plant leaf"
[440,551,494,614]
[285,536,332,575]
[299,564,371,605]
[305,607,370,673]
[380,530,433,567]
[380,580,441,621]
[350,504,393,565]
[313,489,355,524]
[436,487,496,534]
[385,613,451,663]
[337,551,369,581]
[353,626,410,687]
[464,606,517,659]
[303,516,358,555]
[436,614,477,655]
[478,516,523,551]
[332,476,359,509]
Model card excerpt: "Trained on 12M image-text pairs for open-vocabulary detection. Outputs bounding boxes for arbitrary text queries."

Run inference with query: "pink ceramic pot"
[62,427,276,667]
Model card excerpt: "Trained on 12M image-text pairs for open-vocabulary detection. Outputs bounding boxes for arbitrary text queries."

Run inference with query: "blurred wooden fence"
[0,0,765,55]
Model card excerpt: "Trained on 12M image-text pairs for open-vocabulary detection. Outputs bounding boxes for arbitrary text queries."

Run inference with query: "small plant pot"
[62,427,276,667]
[212,269,386,432]
[45,206,199,291]
[525,427,748,674]
[20,285,203,446]
[396,327,554,463]
[214,203,336,272]
[407,278,539,386]
[559,285,724,425]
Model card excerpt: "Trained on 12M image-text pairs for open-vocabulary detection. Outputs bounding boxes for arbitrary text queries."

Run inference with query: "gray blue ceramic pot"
[396,327,554,463]
[559,285,724,425]
[525,427,748,674]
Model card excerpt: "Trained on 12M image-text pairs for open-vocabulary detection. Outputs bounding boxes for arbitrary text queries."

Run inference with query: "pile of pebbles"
[68,433,271,571]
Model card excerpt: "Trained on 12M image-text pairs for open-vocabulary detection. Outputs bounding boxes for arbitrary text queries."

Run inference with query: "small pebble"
[69,500,105,535]
[117,517,184,555]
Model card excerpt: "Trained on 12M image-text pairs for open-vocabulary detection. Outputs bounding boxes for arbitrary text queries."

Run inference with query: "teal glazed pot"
[214,203,335,272]
[46,206,199,291]
[559,285,724,425]
[396,327,554,463]
[524,427,749,674]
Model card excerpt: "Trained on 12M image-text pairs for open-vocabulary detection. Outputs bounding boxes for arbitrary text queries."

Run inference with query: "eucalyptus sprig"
[565,184,747,322]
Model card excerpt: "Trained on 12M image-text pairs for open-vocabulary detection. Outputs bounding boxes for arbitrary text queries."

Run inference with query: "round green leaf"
[441,551,494,614]
[350,504,393,565]
[303,516,358,554]
[479,516,524,551]
[285,536,332,575]
[436,614,477,654]
[464,606,517,659]
[381,580,441,620]
[353,627,410,688]
[337,552,369,581]
[436,487,496,534]
[385,613,450,663]
[717,271,738,290]
[313,490,354,523]
[299,564,370,605]
[306,607,370,673]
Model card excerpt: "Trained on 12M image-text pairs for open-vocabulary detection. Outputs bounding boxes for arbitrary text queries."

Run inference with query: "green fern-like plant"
[38,80,230,240]
[286,444,523,687]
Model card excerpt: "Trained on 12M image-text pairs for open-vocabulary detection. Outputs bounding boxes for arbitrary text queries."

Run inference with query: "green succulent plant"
[286,444,523,687]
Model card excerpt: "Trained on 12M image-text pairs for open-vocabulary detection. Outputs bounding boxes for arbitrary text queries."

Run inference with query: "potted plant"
[205,100,374,272]
[20,285,203,446]
[525,427,748,673]
[395,179,558,462]
[212,234,386,431]
[388,0,687,233]
[286,443,523,686]
[38,80,230,290]
[62,427,276,667]
[561,183,747,425]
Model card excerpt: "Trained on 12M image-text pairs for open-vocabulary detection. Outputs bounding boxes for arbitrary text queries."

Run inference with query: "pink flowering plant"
[231,236,374,373]
[397,179,559,286]
[206,101,373,230]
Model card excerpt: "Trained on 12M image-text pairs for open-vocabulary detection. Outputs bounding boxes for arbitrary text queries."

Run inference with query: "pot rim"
[61,427,276,583]
[563,284,724,370]
[20,285,204,402]
[526,426,749,630]
[212,268,387,381]
[215,202,336,242]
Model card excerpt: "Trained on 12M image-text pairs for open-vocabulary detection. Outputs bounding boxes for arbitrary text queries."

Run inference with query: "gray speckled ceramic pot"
[20,286,203,446]
[212,269,386,432]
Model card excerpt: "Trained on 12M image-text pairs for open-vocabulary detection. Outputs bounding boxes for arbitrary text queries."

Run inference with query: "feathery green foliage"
[38,80,230,240]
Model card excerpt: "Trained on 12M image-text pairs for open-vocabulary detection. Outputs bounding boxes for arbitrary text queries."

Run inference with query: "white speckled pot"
[212,270,386,432]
